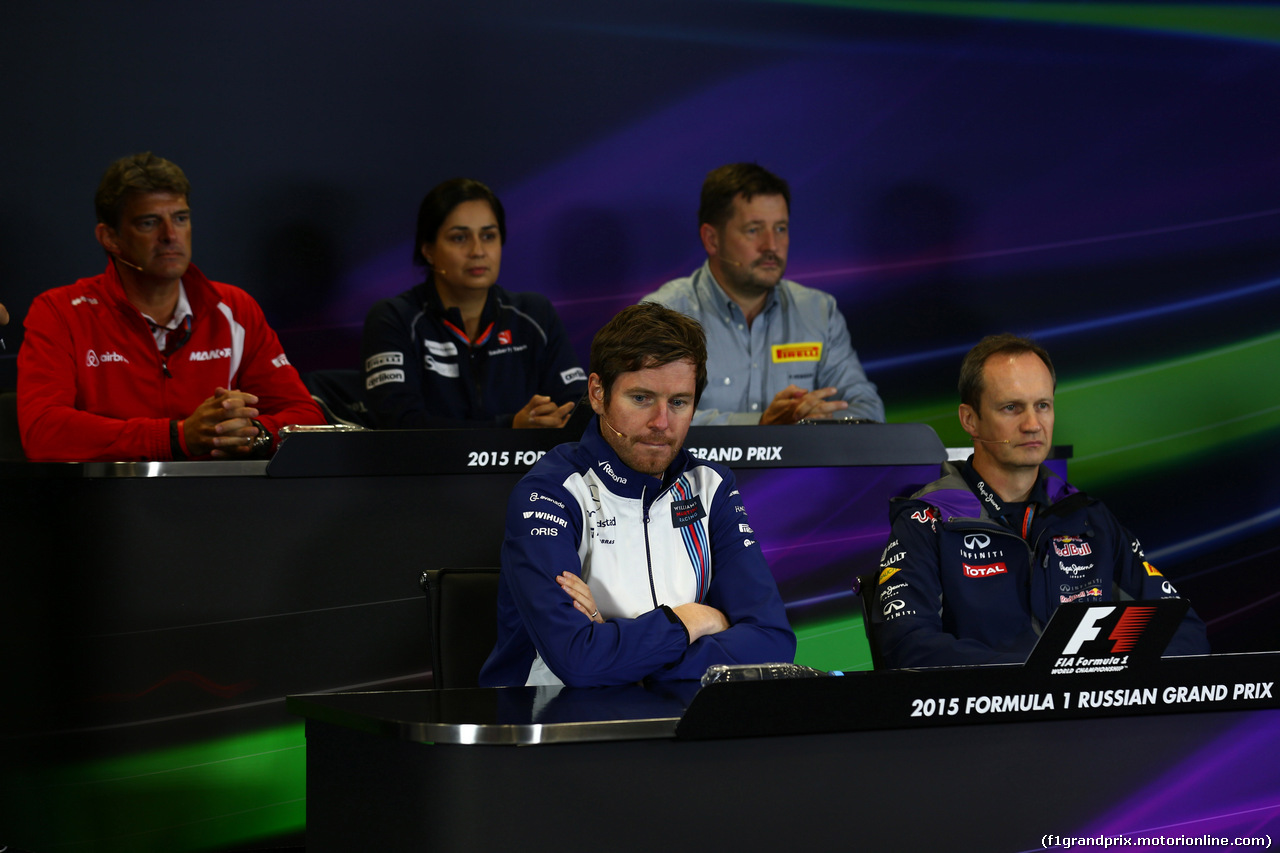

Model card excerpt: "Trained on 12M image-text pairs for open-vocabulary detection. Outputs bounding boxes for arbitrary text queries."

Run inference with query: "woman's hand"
[513,394,575,428]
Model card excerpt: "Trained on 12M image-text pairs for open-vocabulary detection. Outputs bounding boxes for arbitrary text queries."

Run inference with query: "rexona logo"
[189,348,232,361]
[963,562,1007,578]
[599,461,627,484]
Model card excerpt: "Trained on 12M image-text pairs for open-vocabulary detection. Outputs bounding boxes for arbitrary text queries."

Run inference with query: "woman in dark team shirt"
[362,179,586,428]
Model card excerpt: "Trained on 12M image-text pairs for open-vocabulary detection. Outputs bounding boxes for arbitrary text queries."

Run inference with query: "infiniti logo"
[883,599,905,615]
[964,534,991,549]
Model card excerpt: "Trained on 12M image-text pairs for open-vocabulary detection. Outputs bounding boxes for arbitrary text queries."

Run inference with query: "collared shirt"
[142,283,192,351]
[643,261,884,425]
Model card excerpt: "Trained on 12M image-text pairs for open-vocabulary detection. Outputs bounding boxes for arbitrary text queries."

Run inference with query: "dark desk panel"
[290,653,1280,852]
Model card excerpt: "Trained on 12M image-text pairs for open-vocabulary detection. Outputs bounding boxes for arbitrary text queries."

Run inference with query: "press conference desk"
[291,652,1280,852]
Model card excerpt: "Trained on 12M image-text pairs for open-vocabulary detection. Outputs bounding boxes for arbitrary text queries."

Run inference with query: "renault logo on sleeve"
[964,534,991,549]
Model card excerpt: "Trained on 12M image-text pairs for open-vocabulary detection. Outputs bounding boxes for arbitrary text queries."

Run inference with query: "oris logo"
[964,534,990,550]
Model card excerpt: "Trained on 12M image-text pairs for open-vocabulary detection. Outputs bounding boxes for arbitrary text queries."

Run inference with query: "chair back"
[419,567,502,689]
[0,391,24,461]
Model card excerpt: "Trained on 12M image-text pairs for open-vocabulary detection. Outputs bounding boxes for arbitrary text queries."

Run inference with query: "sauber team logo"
[498,330,512,345]
[962,562,1007,578]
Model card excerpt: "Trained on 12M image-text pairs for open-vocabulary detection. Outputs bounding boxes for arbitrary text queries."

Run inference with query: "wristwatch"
[249,419,273,457]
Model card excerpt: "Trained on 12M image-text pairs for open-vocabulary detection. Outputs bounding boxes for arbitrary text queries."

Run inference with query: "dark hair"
[412,178,506,266]
[698,163,791,230]
[591,303,708,406]
[95,152,191,231]
[958,333,1056,411]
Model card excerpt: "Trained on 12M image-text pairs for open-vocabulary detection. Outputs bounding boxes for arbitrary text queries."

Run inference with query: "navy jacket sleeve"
[361,296,439,429]
[1111,528,1210,656]
[871,501,1033,668]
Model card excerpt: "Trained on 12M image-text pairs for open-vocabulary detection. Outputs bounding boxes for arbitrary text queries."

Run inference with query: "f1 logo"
[1062,606,1115,654]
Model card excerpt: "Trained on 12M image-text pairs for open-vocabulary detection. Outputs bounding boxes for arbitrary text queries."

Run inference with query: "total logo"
[85,350,129,367]
[962,562,1007,578]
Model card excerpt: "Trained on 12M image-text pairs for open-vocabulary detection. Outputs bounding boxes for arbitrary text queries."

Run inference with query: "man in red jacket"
[17,152,324,462]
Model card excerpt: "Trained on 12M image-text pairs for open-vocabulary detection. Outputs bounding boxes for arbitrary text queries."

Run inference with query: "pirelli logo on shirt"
[771,342,822,363]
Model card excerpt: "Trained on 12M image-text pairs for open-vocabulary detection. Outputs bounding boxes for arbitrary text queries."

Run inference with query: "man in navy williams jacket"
[480,303,795,687]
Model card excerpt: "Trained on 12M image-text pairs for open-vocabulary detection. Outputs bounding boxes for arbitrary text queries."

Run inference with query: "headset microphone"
[974,438,1011,444]
[601,417,625,438]
[114,254,145,272]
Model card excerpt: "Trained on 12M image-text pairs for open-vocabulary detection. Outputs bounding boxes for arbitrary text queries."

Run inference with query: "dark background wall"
[3,3,1278,644]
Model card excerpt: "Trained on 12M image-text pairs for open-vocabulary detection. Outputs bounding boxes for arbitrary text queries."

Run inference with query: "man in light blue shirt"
[642,163,884,426]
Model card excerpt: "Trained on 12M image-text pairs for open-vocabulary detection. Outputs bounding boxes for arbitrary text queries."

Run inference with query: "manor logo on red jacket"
[188,348,232,362]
